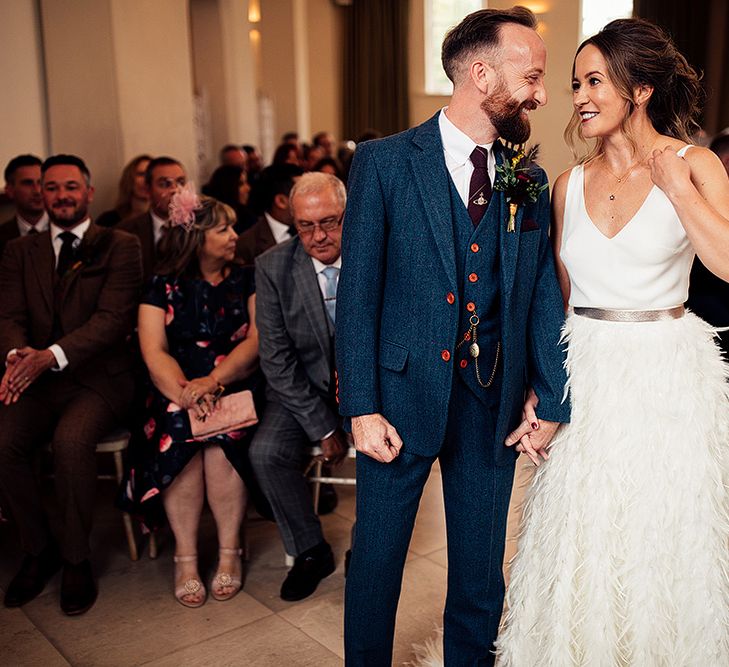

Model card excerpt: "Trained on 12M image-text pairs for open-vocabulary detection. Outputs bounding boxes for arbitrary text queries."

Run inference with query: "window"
[425,0,486,95]
[580,0,633,42]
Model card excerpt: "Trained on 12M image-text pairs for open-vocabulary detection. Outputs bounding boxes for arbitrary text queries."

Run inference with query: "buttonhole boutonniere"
[493,143,548,232]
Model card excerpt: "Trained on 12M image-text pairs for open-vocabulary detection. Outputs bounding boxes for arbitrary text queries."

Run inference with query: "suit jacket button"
[468,273,478,283]
[459,359,468,369]
[441,350,451,362]
[466,302,475,312]
[470,243,479,253]
[446,292,455,304]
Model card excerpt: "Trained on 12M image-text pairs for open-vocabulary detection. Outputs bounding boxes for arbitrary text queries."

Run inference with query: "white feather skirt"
[496,311,729,666]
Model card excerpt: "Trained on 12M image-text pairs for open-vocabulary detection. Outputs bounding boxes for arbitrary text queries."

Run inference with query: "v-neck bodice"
[560,146,695,309]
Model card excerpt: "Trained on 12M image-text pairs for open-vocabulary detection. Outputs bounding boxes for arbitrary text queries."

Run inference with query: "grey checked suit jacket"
[255,237,338,442]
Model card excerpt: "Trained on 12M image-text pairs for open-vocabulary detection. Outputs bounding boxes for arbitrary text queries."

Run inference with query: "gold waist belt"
[572,305,685,322]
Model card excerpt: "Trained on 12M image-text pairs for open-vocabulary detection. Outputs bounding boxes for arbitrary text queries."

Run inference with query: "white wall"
[0,0,48,168]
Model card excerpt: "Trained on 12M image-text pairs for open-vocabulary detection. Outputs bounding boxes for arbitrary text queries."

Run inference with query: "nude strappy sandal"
[211,547,243,601]
[173,554,206,608]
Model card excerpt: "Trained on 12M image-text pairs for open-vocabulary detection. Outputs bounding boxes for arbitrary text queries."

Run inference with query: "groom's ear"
[469,59,496,95]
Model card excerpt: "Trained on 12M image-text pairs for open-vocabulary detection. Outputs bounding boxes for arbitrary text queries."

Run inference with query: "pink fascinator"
[168,182,201,231]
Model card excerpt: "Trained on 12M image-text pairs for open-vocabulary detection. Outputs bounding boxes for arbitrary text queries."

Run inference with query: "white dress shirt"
[151,211,167,245]
[265,212,294,245]
[17,211,49,236]
[438,107,496,207]
[311,255,342,303]
[46,218,92,370]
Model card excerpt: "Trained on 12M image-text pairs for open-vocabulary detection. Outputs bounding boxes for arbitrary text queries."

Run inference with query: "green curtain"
[635,0,729,134]
[342,0,410,140]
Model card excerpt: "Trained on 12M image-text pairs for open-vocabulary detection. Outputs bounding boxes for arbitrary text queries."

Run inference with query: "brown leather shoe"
[60,560,97,616]
[4,544,62,608]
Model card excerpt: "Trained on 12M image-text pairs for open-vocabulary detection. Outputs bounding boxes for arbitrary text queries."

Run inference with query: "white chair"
[44,429,150,561]
[284,445,357,567]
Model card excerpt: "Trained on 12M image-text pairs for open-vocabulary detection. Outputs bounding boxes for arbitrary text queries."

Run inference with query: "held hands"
[504,387,559,466]
[351,413,403,463]
[0,348,56,405]
[648,146,692,199]
[178,375,220,421]
[319,428,349,466]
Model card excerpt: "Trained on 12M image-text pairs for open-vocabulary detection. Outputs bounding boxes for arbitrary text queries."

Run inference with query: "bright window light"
[580,0,633,41]
[425,0,486,95]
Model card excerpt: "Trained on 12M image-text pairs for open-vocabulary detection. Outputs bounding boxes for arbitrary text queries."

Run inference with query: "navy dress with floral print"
[120,265,263,528]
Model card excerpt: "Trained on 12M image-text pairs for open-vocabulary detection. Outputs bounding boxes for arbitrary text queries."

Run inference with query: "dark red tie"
[468,147,491,227]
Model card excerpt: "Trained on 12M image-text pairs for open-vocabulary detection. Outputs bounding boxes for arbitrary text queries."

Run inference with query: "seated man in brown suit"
[0,154,49,256]
[235,163,303,265]
[118,156,186,280]
[0,154,142,615]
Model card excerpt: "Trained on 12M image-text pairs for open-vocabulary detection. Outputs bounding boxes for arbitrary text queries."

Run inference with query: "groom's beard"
[482,83,537,145]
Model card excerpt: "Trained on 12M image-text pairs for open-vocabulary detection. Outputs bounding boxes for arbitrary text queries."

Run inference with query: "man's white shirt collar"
[265,212,293,245]
[310,255,342,274]
[17,211,49,236]
[438,107,497,206]
[50,218,91,243]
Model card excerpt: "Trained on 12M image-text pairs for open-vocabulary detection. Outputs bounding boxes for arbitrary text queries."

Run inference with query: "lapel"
[494,142,523,299]
[409,113,457,279]
[56,223,107,307]
[29,229,55,315]
[257,217,276,254]
[291,240,331,360]
[141,213,155,275]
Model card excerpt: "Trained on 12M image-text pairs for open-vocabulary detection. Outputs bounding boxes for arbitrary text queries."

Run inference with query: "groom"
[337,7,569,665]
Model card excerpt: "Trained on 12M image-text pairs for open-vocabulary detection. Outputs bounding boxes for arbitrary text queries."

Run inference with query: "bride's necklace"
[601,160,642,201]
[599,138,659,201]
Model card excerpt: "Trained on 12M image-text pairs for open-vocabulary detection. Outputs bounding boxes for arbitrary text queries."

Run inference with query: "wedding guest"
[272,143,300,167]
[250,172,347,601]
[236,164,303,265]
[243,144,264,184]
[0,154,142,615]
[121,187,262,607]
[118,156,186,281]
[202,165,255,232]
[0,154,48,255]
[96,154,151,228]
[219,144,247,170]
[312,131,336,158]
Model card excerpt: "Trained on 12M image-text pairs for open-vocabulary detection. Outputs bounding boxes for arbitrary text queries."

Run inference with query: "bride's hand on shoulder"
[648,145,692,199]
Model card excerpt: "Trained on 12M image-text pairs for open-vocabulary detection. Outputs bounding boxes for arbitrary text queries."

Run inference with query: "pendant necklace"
[601,160,641,201]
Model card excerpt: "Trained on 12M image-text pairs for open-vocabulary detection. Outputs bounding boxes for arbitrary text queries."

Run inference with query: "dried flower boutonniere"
[493,144,548,232]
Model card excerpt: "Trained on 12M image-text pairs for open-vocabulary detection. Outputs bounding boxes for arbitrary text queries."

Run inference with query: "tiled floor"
[0,459,451,666]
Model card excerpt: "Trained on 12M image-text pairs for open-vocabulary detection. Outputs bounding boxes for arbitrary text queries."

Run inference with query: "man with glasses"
[250,172,348,601]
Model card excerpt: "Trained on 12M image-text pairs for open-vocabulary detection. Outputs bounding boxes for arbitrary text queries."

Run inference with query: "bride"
[494,18,729,666]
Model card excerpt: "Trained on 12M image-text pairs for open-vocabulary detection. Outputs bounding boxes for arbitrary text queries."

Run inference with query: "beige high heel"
[211,547,243,601]
[173,554,206,608]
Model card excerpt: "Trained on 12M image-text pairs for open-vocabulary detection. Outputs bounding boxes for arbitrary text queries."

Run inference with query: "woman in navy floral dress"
[122,189,262,607]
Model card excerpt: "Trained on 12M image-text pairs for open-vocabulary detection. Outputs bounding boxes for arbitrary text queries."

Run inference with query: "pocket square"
[520,218,540,232]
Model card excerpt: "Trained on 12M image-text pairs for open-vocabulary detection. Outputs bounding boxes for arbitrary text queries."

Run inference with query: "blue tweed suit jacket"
[336,113,570,462]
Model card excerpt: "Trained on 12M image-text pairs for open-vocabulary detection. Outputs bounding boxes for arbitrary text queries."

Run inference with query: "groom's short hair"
[442,7,537,85]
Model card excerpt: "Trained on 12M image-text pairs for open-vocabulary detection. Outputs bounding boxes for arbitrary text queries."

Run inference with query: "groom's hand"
[351,413,403,463]
[505,388,558,466]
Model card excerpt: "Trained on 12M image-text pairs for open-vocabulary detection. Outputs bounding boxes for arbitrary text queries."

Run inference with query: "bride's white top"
[561,145,695,310]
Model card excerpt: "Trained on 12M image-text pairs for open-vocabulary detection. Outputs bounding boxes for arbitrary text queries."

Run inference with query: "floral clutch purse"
[188,389,258,439]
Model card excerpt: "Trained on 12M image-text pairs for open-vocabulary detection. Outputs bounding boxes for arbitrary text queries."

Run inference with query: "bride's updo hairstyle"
[566,18,704,162]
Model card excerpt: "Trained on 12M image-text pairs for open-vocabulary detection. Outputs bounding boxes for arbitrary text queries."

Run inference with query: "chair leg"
[148,532,158,559]
[113,449,139,561]
[313,459,323,516]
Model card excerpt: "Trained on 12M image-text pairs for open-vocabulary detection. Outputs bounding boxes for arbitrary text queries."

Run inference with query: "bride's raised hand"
[648,146,692,199]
